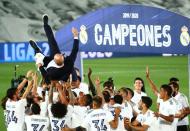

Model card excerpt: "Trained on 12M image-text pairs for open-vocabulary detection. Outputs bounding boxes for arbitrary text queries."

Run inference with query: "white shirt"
[25,115,49,131]
[71,105,89,128]
[131,90,147,105]
[5,99,27,131]
[72,82,89,96]
[48,104,73,131]
[81,108,114,131]
[136,109,157,131]
[109,103,133,131]
[46,60,64,69]
[37,86,44,97]
[174,92,189,126]
[158,98,176,131]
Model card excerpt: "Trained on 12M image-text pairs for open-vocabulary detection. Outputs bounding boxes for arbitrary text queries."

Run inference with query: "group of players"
[1,14,190,131]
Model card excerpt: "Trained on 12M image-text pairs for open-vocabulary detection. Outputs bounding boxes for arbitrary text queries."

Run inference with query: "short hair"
[169,77,179,83]
[51,102,67,118]
[168,81,179,90]
[160,84,172,97]
[141,96,152,108]
[134,77,146,93]
[84,94,92,106]
[114,95,123,104]
[6,88,17,100]
[102,91,111,103]
[126,88,134,97]
[31,103,41,114]
[119,87,128,95]
[93,96,102,108]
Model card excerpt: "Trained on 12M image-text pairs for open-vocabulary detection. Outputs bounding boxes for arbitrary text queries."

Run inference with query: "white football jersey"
[72,82,89,96]
[5,99,27,131]
[109,103,133,131]
[131,90,147,105]
[81,108,114,131]
[136,109,157,131]
[71,105,89,128]
[25,115,49,131]
[174,92,189,126]
[158,98,176,131]
[48,104,73,131]
[40,92,49,117]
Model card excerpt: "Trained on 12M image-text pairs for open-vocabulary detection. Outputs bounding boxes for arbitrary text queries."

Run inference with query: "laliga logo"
[180,26,190,46]
[79,25,88,44]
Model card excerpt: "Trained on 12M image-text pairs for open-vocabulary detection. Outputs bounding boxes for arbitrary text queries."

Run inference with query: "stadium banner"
[0,42,49,62]
[56,4,190,54]
[0,41,161,62]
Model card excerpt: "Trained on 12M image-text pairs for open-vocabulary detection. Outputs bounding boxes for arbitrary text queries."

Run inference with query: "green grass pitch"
[0,56,189,130]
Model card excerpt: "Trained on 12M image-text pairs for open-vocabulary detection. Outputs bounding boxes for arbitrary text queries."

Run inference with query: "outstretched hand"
[95,77,101,87]
[72,27,78,37]
[146,66,150,78]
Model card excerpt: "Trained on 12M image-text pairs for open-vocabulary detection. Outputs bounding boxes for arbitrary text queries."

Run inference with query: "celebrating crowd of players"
[1,15,190,131]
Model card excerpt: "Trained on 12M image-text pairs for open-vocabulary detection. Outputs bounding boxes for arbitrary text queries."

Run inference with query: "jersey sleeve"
[106,111,114,123]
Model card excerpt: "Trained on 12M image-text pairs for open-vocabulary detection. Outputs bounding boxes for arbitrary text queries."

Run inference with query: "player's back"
[81,108,114,131]
[6,99,27,131]
[25,115,49,131]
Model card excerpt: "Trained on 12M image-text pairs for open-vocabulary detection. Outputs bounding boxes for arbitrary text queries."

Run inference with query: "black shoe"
[29,40,41,54]
[42,14,48,25]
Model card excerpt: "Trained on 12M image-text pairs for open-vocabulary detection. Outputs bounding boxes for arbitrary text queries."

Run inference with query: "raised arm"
[57,82,68,105]
[48,82,54,104]
[17,70,33,93]
[65,82,76,105]
[88,68,96,96]
[21,80,33,99]
[95,77,105,104]
[146,66,159,96]
[31,72,38,96]
[69,27,79,62]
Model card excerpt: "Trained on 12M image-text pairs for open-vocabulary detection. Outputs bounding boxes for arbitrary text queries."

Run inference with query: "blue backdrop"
[56,4,190,54]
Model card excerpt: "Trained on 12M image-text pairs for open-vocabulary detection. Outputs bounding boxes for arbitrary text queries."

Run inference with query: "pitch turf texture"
[0,56,189,130]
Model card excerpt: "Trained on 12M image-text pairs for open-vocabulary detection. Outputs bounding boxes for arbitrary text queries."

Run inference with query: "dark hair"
[141,96,152,108]
[168,82,179,91]
[93,96,102,108]
[77,76,81,82]
[31,103,41,114]
[103,77,114,90]
[84,94,92,106]
[1,96,8,110]
[114,95,123,104]
[102,91,111,103]
[26,93,34,108]
[134,77,146,93]
[76,126,86,131]
[169,77,179,83]
[6,88,17,100]
[51,102,67,118]
[126,88,134,97]
[160,84,172,97]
